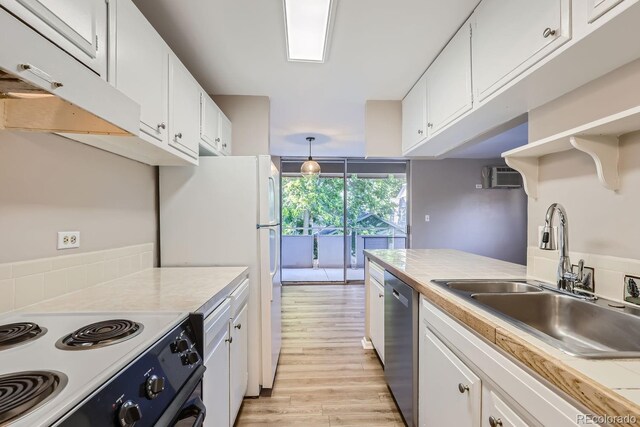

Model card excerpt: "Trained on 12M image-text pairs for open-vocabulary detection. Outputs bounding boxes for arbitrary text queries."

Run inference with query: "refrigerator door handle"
[257,222,280,229]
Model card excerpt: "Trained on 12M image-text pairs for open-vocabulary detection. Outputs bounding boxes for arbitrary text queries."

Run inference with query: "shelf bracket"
[505,156,538,199]
[570,135,620,191]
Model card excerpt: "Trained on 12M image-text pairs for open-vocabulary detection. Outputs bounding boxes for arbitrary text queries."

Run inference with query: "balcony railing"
[281,226,407,269]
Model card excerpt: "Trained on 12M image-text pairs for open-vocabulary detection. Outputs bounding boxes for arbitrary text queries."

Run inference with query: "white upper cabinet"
[218,111,233,156]
[113,0,169,143]
[169,54,200,158]
[426,22,473,137]
[472,0,570,102]
[200,92,221,153]
[586,0,625,22]
[0,0,107,76]
[421,329,481,427]
[402,74,427,153]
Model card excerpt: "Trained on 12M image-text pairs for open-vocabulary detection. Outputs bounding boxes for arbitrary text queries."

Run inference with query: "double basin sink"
[431,279,640,359]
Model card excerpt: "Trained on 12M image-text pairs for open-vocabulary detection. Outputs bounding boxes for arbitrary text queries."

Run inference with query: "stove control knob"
[171,338,189,353]
[118,400,142,427]
[145,374,165,399]
[182,351,200,366]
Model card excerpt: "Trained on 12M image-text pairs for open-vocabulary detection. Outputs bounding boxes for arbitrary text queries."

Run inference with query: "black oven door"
[156,365,206,427]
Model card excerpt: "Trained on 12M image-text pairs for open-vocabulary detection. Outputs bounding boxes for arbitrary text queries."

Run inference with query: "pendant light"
[301,136,321,176]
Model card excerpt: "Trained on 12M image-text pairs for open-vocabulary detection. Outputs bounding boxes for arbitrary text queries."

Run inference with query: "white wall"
[0,132,158,264]
[410,159,528,265]
[365,100,403,158]
[212,95,270,156]
[528,58,640,260]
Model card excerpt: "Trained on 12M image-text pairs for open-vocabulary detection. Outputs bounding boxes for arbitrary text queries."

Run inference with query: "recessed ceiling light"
[283,0,334,63]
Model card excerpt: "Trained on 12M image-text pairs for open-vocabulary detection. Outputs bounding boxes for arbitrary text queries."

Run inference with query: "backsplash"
[0,243,154,313]
[527,246,640,302]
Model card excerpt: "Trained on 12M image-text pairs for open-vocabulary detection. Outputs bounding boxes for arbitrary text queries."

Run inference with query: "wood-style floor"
[235,284,404,426]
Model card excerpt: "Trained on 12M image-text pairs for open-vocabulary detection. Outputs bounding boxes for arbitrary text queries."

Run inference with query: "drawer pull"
[378,293,384,298]
[458,383,469,393]
[234,324,242,330]
[489,416,503,427]
[225,336,233,344]
[543,27,556,38]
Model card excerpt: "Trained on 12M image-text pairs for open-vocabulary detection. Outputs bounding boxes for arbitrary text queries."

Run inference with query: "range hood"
[0,7,140,137]
[0,69,129,135]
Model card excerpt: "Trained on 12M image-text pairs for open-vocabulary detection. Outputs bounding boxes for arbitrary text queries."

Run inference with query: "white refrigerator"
[159,155,282,396]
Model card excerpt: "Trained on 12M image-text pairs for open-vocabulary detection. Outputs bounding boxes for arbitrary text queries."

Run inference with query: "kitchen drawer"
[482,385,530,427]
[229,278,249,317]
[204,299,230,358]
[370,261,385,284]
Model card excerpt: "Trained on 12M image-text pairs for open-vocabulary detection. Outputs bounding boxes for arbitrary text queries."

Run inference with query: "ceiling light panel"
[284,0,333,62]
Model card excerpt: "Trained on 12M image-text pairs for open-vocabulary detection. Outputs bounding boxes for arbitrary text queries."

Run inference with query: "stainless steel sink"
[431,279,640,358]
[446,281,542,293]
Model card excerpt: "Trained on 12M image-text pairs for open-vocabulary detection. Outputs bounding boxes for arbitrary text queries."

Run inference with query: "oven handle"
[177,396,206,427]
[154,364,206,427]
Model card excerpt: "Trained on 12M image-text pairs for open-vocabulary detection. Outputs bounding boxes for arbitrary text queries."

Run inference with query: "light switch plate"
[57,231,80,250]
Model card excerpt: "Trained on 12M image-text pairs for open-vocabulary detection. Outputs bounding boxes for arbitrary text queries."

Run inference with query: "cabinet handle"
[18,63,63,89]
[543,27,556,38]
[215,138,221,142]
[417,129,423,135]
[222,143,228,148]
[225,336,233,343]
[427,122,433,128]
[489,416,503,427]
[175,132,183,139]
[157,123,166,130]
[235,324,242,329]
[378,293,384,298]
[458,383,469,393]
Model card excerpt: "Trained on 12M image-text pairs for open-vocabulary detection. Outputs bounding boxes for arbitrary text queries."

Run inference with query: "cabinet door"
[587,0,625,22]
[472,0,570,102]
[230,303,249,425]
[0,0,107,76]
[204,327,230,427]
[169,54,200,158]
[218,112,232,156]
[401,74,427,153]
[421,329,481,427]
[371,279,385,363]
[115,0,168,142]
[200,93,221,153]
[482,385,530,427]
[426,22,472,137]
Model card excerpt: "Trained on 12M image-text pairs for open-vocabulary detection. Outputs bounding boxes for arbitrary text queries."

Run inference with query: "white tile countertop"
[366,249,640,425]
[19,266,249,314]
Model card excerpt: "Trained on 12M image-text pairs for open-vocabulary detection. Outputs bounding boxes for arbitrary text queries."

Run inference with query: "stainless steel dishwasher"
[384,271,418,427]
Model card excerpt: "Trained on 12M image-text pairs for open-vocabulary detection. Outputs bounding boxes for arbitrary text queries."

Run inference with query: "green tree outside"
[281,174,406,236]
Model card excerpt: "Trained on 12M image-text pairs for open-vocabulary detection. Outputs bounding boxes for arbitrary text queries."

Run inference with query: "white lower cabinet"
[482,385,529,427]
[368,278,385,363]
[420,296,586,427]
[229,299,249,425]
[203,300,231,427]
[421,329,480,427]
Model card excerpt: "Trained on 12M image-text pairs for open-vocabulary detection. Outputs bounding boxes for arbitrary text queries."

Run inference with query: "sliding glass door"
[280,159,408,284]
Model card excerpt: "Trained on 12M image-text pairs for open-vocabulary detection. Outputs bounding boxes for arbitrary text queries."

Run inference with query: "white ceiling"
[133,0,480,157]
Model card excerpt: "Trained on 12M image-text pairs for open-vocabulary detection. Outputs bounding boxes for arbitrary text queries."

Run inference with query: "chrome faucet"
[539,203,592,293]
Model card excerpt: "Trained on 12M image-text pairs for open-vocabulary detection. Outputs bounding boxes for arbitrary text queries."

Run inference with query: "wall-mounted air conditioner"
[481,166,522,189]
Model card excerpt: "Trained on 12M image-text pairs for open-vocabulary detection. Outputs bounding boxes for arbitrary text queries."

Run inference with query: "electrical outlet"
[57,231,80,250]
[475,184,483,189]
[424,215,430,222]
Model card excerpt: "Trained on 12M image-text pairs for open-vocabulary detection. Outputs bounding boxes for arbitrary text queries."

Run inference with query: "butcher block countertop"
[21,266,249,315]
[366,249,640,427]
